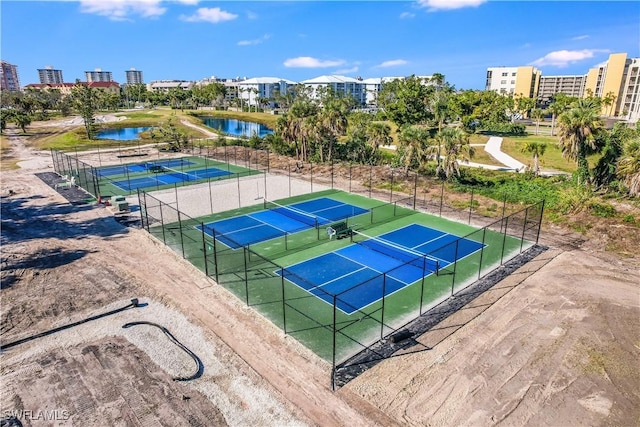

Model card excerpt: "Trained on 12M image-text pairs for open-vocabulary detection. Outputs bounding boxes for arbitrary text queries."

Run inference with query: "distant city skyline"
[2,1,638,90]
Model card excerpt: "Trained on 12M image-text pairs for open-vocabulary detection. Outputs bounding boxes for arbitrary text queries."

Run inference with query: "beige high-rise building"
[485,66,541,98]
[585,53,640,119]
[486,52,639,122]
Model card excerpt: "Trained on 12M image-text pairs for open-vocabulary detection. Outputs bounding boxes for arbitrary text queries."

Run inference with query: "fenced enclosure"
[51,143,544,388]
[138,176,544,389]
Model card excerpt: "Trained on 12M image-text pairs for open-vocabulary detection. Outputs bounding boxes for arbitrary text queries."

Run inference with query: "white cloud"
[247,11,258,20]
[376,59,409,68]
[237,34,271,46]
[530,49,608,67]
[417,0,487,11]
[79,0,167,21]
[175,0,199,4]
[180,7,238,23]
[334,66,359,75]
[400,12,415,19]
[572,35,589,41]
[283,57,345,68]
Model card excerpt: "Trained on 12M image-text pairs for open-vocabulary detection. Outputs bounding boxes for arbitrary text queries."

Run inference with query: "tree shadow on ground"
[1,247,95,290]
[0,194,129,245]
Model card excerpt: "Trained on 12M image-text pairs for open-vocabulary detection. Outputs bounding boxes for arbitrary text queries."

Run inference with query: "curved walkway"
[484,136,526,172]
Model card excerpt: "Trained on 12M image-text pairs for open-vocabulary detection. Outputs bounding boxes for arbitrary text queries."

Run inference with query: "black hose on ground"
[0,299,142,352]
[122,321,203,382]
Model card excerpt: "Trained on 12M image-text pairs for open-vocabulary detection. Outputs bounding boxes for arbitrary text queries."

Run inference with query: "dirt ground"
[1,118,639,427]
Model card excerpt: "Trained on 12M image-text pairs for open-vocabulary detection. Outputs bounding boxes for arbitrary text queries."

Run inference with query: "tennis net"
[352,230,440,274]
[159,165,200,182]
[264,199,326,228]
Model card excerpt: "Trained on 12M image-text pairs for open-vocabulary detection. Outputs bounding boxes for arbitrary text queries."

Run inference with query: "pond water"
[201,117,273,138]
[95,127,153,140]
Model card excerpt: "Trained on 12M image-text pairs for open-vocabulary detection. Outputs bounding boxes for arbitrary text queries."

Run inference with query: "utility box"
[111,195,129,212]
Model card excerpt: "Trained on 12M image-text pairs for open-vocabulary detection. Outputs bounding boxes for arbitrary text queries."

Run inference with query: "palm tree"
[530,108,545,135]
[365,122,392,155]
[617,137,640,197]
[602,91,617,117]
[437,127,473,180]
[557,98,604,185]
[520,141,547,175]
[398,125,431,174]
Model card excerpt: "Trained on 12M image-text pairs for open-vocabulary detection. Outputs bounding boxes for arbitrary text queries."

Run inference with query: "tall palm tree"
[556,98,604,185]
[438,127,473,180]
[520,141,547,175]
[547,100,566,136]
[602,91,617,117]
[617,137,640,197]
[365,122,392,155]
[398,125,433,174]
[530,108,545,135]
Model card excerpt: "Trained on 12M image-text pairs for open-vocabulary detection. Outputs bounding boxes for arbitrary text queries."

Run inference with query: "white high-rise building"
[38,66,64,84]
[85,68,113,82]
[125,68,143,85]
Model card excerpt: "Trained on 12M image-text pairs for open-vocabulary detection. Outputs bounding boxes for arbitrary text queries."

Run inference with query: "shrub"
[587,201,617,218]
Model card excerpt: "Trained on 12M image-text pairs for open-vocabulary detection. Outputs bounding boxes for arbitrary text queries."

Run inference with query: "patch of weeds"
[622,214,637,226]
[570,222,592,234]
[587,201,617,218]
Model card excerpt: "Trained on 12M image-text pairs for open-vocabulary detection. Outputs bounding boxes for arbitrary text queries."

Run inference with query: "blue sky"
[2,0,638,90]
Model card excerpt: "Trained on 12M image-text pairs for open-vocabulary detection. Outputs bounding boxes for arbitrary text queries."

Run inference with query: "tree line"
[1,76,638,197]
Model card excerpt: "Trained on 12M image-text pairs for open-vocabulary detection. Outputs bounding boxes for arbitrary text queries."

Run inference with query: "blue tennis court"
[279,223,485,314]
[111,167,231,191]
[97,159,195,177]
[199,197,369,249]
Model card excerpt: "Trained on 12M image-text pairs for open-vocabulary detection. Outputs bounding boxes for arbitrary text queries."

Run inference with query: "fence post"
[159,200,167,244]
[201,222,209,277]
[331,161,334,189]
[413,173,418,210]
[369,165,372,198]
[349,164,352,193]
[310,162,313,192]
[177,210,186,259]
[520,207,529,253]
[478,227,487,279]
[450,240,460,296]
[332,295,337,391]
[237,173,241,208]
[500,216,509,265]
[390,168,394,203]
[243,246,250,305]
[468,189,474,224]
[380,274,387,339]
[535,200,545,244]
[439,181,444,217]
[212,227,219,283]
[281,268,287,334]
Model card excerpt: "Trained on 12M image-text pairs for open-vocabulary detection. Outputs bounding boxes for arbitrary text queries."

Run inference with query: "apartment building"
[38,66,64,84]
[537,75,586,105]
[485,66,541,98]
[85,68,113,82]
[585,53,639,119]
[125,68,143,85]
[486,53,639,121]
[1,60,21,92]
[236,77,296,108]
[299,75,366,105]
[147,80,193,92]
